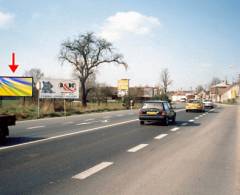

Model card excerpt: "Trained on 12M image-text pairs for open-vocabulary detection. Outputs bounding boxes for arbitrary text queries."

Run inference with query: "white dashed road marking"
[27,126,45,130]
[76,122,90,126]
[127,144,148,153]
[195,117,199,120]
[181,123,188,126]
[102,120,108,123]
[188,119,194,122]
[154,134,168,139]
[170,127,180,132]
[72,162,113,180]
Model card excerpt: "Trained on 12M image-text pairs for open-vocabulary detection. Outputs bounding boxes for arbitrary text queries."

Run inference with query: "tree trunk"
[81,81,87,107]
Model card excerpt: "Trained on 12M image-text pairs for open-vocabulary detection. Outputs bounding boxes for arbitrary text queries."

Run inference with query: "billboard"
[39,79,79,99]
[117,79,129,97]
[0,77,33,97]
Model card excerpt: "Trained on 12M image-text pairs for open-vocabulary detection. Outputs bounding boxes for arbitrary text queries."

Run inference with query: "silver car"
[203,100,214,108]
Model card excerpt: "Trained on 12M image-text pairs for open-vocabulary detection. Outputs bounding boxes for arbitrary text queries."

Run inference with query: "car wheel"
[172,116,176,124]
[140,121,144,125]
[164,117,169,126]
[0,127,6,144]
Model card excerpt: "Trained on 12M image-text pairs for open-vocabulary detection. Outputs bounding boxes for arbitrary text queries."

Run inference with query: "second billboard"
[39,79,79,99]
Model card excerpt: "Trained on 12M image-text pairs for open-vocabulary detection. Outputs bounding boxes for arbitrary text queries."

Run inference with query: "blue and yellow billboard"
[0,77,33,97]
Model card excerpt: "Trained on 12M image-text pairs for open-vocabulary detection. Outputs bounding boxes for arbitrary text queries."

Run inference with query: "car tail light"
[161,111,167,116]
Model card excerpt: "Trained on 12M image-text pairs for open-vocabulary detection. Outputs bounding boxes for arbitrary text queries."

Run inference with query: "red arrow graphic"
[9,52,19,73]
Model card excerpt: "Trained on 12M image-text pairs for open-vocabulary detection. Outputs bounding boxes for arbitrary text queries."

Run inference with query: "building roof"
[211,81,230,88]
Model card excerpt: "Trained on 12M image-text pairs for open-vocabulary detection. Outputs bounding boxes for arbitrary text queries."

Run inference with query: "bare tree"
[24,68,44,103]
[211,77,221,86]
[195,85,204,94]
[59,32,127,107]
[24,68,44,87]
[160,68,172,94]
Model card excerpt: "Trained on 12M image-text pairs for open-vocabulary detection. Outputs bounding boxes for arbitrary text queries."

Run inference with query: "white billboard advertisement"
[39,79,79,99]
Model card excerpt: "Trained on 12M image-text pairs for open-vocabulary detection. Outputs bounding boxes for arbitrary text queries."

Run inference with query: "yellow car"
[186,99,204,112]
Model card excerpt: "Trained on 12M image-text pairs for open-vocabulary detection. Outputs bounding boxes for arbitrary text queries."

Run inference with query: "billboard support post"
[64,99,67,117]
[36,82,41,119]
[37,92,40,119]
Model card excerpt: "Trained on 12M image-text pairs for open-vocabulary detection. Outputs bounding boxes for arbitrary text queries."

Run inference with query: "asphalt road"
[0,104,239,195]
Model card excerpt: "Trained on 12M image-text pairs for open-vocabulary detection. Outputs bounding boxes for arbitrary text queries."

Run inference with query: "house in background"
[210,81,230,102]
[220,84,240,103]
[171,91,195,102]
[196,90,210,100]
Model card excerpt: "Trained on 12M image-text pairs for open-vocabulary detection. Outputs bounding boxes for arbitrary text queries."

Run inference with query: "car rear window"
[188,99,201,103]
[142,103,163,109]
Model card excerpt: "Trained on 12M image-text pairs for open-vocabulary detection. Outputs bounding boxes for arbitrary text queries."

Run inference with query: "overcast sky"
[0,0,239,90]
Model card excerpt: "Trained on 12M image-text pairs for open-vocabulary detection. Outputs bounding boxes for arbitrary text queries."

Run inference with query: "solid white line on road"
[127,144,148,153]
[85,118,95,122]
[27,126,45,130]
[0,119,139,151]
[176,109,185,112]
[170,127,180,132]
[181,123,188,126]
[154,134,168,140]
[188,119,194,122]
[72,162,113,180]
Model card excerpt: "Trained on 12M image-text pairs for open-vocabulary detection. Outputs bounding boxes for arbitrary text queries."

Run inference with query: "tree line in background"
[21,32,238,108]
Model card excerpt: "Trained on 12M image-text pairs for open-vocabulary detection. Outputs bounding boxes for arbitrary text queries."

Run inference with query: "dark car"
[139,100,176,125]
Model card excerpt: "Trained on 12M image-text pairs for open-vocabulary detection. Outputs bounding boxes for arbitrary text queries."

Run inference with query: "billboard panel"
[0,77,33,97]
[117,79,129,97]
[39,79,79,99]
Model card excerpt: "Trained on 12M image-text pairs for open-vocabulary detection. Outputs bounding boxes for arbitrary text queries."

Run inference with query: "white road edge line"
[127,144,148,153]
[26,126,45,130]
[0,119,138,151]
[72,162,113,180]
[154,134,168,139]
[170,127,180,132]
